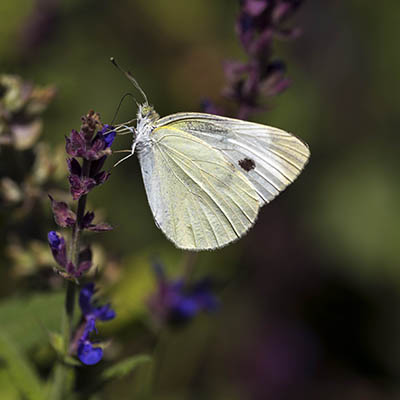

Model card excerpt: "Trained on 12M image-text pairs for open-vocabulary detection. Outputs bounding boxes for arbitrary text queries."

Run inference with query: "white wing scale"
[136,111,310,250]
[137,125,260,250]
[156,113,310,205]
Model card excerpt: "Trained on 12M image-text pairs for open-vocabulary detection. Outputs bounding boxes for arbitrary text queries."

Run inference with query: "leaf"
[48,332,64,356]
[0,331,46,400]
[64,356,81,367]
[0,292,64,350]
[101,354,152,381]
[86,222,113,232]
[0,369,19,400]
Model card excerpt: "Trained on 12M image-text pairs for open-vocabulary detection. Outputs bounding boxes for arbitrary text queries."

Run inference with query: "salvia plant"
[0,1,304,398]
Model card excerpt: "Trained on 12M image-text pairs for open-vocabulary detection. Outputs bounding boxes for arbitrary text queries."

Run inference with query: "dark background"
[1,1,400,399]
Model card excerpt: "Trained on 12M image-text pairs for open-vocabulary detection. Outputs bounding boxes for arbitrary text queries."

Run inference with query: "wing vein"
[229,138,293,184]
[161,143,256,225]
[158,143,242,237]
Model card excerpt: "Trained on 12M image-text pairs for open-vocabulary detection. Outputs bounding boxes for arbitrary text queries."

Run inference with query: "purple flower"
[64,112,115,200]
[47,231,67,268]
[67,158,111,201]
[81,210,113,232]
[148,264,218,325]
[241,0,268,17]
[74,247,93,277]
[66,160,111,201]
[211,0,304,119]
[65,130,110,160]
[65,130,86,158]
[47,232,95,278]
[47,112,114,281]
[48,195,76,227]
[68,174,97,201]
[65,123,116,161]
[76,283,115,365]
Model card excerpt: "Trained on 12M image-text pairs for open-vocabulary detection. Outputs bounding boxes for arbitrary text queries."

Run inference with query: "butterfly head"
[138,103,160,124]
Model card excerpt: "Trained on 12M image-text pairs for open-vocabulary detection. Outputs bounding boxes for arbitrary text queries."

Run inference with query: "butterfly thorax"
[135,104,160,153]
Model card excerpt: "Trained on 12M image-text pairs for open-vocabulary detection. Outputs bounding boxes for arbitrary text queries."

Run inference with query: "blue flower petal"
[149,264,218,325]
[95,304,116,321]
[192,279,219,311]
[98,124,111,133]
[78,341,103,365]
[79,283,95,315]
[76,284,115,365]
[85,316,97,335]
[171,296,199,321]
[197,293,219,312]
[103,131,116,148]
[99,124,116,148]
[47,231,61,249]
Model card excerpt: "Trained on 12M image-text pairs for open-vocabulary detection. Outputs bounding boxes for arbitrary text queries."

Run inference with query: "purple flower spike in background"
[206,0,304,120]
[168,278,219,323]
[76,283,116,365]
[148,263,218,325]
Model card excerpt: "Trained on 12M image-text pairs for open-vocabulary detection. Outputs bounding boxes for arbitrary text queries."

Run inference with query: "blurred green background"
[1,0,400,399]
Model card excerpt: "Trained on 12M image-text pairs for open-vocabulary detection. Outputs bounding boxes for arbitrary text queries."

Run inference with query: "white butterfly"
[112,59,310,251]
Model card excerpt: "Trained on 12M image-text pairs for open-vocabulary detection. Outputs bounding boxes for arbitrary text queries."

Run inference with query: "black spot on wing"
[238,158,256,172]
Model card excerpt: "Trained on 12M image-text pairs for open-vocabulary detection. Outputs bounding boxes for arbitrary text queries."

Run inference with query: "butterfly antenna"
[110,57,148,105]
[111,92,138,125]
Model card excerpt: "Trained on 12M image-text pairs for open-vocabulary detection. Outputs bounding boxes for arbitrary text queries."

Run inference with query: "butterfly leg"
[114,122,137,136]
[113,150,134,168]
[112,123,138,168]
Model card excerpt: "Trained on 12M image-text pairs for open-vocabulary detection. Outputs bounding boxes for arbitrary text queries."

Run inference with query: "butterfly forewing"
[137,125,260,250]
[156,113,310,205]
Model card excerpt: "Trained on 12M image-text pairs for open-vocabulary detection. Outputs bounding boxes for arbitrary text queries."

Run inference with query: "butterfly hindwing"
[137,125,260,250]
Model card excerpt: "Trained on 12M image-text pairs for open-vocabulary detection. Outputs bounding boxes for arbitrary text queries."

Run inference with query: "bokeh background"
[1,1,400,399]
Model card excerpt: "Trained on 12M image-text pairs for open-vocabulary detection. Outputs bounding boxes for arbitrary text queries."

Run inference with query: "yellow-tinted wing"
[157,113,310,205]
[137,125,260,250]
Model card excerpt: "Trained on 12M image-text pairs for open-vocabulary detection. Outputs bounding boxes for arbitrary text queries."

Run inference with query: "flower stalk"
[48,111,117,397]
[203,0,304,119]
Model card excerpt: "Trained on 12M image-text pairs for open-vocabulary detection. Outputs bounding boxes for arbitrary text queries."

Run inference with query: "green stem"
[140,253,198,398]
[135,329,168,400]
[51,280,76,400]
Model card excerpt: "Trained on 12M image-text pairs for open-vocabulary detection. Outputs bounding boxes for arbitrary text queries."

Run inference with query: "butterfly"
[111,59,310,251]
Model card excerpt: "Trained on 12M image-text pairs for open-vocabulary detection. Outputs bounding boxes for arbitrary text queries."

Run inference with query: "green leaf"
[0,369,19,400]
[0,331,46,400]
[48,332,65,356]
[101,354,152,381]
[64,356,81,367]
[0,292,63,351]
